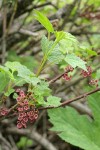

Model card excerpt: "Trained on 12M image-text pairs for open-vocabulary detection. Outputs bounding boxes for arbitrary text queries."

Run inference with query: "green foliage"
[5,61,40,86]
[55,31,79,53]
[0,61,41,96]
[88,0,100,7]
[33,10,54,33]
[34,80,51,104]
[65,54,87,71]
[96,69,100,86]
[48,92,100,150]
[7,51,38,71]
[0,72,9,93]
[41,35,53,54]
[55,31,66,42]
[41,35,64,64]
[17,136,33,148]
[44,96,61,107]
[48,44,64,64]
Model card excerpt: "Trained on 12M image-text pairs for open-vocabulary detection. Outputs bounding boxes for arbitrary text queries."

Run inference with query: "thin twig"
[39,87,100,110]
[7,0,18,35]
[2,1,7,64]
[6,127,57,150]
[49,70,69,84]
[0,132,12,149]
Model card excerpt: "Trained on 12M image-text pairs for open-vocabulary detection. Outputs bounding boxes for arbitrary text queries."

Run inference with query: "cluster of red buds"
[63,65,99,87]
[0,107,9,116]
[79,5,100,20]
[16,89,39,129]
[80,66,98,87]
[80,11,100,20]
[89,79,98,87]
[80,66,92,78]
[63,65,74,81]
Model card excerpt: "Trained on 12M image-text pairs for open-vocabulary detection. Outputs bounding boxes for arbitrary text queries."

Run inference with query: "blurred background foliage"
[0,0,100,150]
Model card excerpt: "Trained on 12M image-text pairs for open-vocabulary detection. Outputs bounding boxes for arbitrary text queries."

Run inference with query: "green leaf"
[33,10,54,33]
[86,49,97,56]
[65,54,87,71]
[17,136,33,148]
[48,44,64,64]
[44,96,61,107]
[25,76,41,86]
[5,88,15,96]
[14,76,26,86]
[34,81,51,97]
[96,69,100,86]
[5,61,34,78]
[0,72,9,93]
[55,31,66,42]
[41,35,53,54]
[55,31,79,54]
[5,61,40,86]
[0,65,14,80]
[48,92,100,150]
[55,31,78,43]
[7,50,38,71]
[41,36,64,64]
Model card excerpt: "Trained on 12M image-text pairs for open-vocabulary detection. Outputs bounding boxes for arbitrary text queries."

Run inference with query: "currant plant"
[0,9,100,150]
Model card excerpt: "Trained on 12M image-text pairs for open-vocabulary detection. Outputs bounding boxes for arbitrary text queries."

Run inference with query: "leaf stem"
[36,39,58,76]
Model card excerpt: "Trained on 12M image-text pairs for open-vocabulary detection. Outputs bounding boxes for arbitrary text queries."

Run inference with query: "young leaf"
[5,88,15,96]
[0,72,9,93]
[34,81,51,98]
[33,10,54,33]
[96,69,100,86]
[0,65,14,80]
[5,61,40,86]
[44,96,61,107]
[48,92,100,150]
[41,36,64,64]
[65,54,87,71]
[55,31,78,43]
[48,44,64,64]
[5,61,34,78]
[17,136,33,148]
[41,35,53,54]
[55,31,66,42]
[55,31,79,54]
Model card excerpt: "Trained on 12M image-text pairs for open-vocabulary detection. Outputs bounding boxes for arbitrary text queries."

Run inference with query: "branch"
[0,132,12,149]
[19,28,39,37]
[49,70,70,84]
[39,87,100,110]
[2,2,7,64]
[6,127,57,150]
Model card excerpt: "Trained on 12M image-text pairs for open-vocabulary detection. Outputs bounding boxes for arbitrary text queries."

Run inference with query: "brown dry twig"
[6,127,57,150]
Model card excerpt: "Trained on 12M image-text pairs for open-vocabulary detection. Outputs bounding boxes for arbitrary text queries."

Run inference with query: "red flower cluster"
[80,66,99,87]
[16,89,38,129]
[89,79,98,87]
[65,65,74,72]
[80,66,92,77]
[63,65,74,81]
[0,107,9,116]
[63,73,72,81]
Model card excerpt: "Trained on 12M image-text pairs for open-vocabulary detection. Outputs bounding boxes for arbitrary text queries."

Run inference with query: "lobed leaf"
[41,35,64,64]
[65,54,87,71]
[48,92,100,150]
[44,96,61,107]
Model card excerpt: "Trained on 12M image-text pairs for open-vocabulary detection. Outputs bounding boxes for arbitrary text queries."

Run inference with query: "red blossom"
[17,122,23,129]
[16,89,39,129]
[81,66,92,78]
